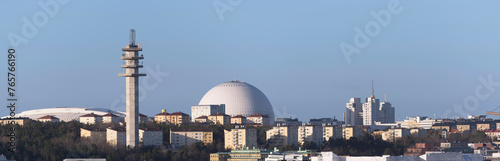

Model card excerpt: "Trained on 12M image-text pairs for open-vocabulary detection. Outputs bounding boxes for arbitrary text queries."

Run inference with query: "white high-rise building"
[346,81,396,126]
[363,95,379,125]
[345,98,363,126]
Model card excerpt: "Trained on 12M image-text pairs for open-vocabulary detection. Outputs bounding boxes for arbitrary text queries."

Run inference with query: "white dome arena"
[5,107,125,122]
[199,81,275,121]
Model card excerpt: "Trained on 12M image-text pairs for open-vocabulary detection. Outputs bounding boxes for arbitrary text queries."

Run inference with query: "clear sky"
[1,0,500,121]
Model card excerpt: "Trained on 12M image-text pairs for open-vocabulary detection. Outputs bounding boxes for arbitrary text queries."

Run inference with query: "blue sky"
[1,0,500,121]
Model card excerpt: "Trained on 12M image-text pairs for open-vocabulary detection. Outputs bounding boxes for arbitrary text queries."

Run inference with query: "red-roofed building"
[405,143,436,156]
[247,113,270,125]
[37,115,60,123]
[484,129,500,141]
[230,115,246,125]
[79,113,103,124]
[102,112,120,124]
[208,112,230,125]
[154,110,190,125]
[195,115,208,123]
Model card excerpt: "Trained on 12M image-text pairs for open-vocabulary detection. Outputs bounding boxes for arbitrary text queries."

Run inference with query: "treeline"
[0,120,493,161]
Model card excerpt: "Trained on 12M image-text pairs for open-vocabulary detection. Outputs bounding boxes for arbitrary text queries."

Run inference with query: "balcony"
[121,54,144,60]
[118,73,147,77]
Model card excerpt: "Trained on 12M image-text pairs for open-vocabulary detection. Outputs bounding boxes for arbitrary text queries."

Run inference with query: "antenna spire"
[371,80,375,98]
[384,93,387,102]
[129,29,136,46]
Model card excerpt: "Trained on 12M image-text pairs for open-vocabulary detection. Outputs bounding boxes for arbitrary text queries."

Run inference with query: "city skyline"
[2,1,500,122]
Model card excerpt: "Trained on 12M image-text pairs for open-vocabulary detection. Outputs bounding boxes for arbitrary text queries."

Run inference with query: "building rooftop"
[168,111,189,116]
[196,115,208,119]
[102,112,118,117]
[107,127,126,132]
[248,113,269,118]
[155,112,169,116]
[210,112,229,117]
[37,115,59,120]
[80,113,102,117]
[231,115,246,118]
[171,128,212,132]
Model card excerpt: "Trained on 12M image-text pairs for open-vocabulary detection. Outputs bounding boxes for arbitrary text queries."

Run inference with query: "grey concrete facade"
[119,30,146,148]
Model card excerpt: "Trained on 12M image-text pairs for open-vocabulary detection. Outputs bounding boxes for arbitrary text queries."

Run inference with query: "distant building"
[139,128,163,146]
[379,101,395,123]
[456,123,476,133]
[398,116,436,129]
[0,117,29,126]
[154,110,190,125]
[210,149,271,161]
[405,143,436,156]
[230,115,246,125]
[298,124,323,146]
[312,151,483,161]
[309,118,340,126]
[484,130,500,141]
[79,113,103,124]
[247,113,270,126]
[80,128,106,143]
[102,112,120,124]
[266,125,298,147]
[208,112,231,125]
[347,82,396,126]
[224,126,257,150]
[37,115,59,123]
[170,129,213,149]
[322,125,343,141]
[382,128,411,142]
[154,110,169,123]
[194,115,209,123]
[343,126,366,139]
[440,142,473,153]
[107,127,126,147]
[345,98,363,126]
[432,123,456,132]
[190,104,225,122]
[275,117,302,126]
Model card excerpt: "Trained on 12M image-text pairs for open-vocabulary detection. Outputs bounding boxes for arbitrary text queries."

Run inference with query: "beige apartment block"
[170,129,213,149]
[79,113,103,124]
[230,115,247,125]
[266,125,298,147]
[322,125,343,142]
[224,127,257,150]
[208,113,231,125]
[298,125,323,146]
[247,113,270,125]
[0,117,29,126]
[102,113,120,124]
[80,128,106,143]
[139,128,163,146]
[107,127,126,147]
[37,115,60,123]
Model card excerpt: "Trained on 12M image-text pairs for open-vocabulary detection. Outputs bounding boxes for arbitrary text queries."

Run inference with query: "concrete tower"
[119,29,146,148]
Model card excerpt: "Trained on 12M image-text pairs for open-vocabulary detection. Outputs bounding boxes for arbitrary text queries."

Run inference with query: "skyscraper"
[119,29,146,148]
[345,98,363,126]
[345,81,396,126]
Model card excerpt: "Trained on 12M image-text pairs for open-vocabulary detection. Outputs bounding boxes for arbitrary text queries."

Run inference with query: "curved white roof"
[199,81,275,121]
[9,107,125,122]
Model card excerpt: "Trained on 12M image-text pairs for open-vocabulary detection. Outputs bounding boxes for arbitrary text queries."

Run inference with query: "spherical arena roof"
[7,107,125,122]
[198,81,275,121]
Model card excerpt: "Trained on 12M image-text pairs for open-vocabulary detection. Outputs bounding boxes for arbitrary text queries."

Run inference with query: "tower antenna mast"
[129,29,136,46]
[371,80,375,98]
